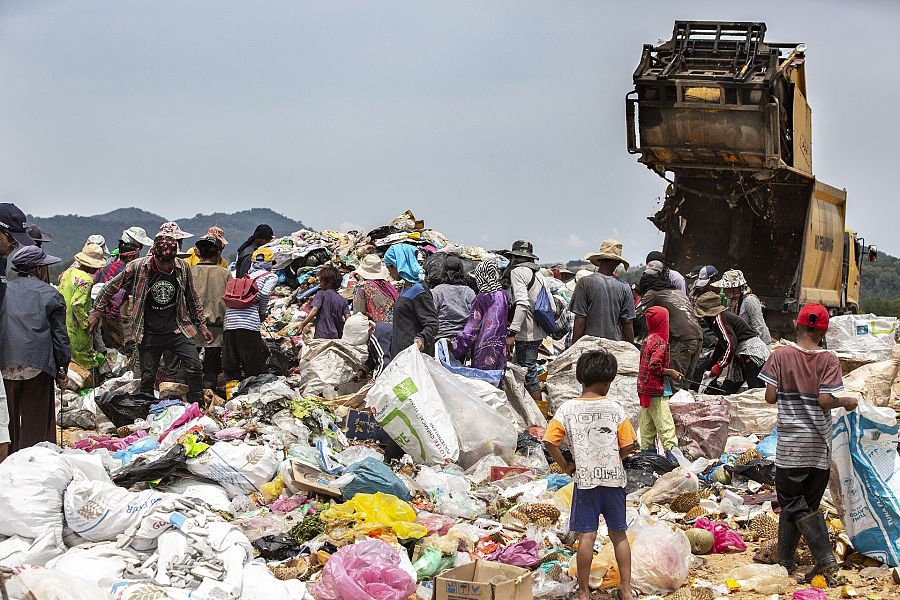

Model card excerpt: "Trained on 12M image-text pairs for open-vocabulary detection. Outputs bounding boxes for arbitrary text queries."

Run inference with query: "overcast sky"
[1,1,897,262]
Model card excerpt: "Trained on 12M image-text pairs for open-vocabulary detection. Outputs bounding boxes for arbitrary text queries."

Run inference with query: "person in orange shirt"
[543,350,637,600]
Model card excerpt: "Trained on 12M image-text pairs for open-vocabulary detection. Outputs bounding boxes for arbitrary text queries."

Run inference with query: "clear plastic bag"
[726,564,792,594]
[532,569,577,599]
[631,524,692,595]
[311,539,417,600]
[639,468,699,506]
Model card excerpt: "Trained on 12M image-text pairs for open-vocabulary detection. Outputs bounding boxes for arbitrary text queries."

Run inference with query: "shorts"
[569,485,627,533]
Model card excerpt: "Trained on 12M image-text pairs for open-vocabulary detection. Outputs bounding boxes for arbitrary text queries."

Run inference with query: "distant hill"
[26,208,309,267]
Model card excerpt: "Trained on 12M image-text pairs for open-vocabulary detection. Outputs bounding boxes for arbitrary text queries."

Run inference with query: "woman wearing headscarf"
[431,256,475,341]
[694,291,771,393]
[352,253,398,324]
[714,269,772,344]
[452,259,510,372]
[636,261,703,392]
[0,246,70,453]
[383,244,438,356]
[235,224,274,278]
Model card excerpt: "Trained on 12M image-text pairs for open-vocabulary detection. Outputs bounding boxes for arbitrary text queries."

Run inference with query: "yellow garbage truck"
[626,21,875,337]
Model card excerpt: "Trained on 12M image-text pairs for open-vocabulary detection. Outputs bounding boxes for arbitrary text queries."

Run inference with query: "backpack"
[526,271,571,340]
[223,274,260,309]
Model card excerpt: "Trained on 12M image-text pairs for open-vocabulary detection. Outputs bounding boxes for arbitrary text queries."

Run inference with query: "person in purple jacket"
[452,258,509,373]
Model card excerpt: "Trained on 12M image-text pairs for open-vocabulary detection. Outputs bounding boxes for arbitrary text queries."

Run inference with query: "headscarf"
[443,256,467,286]
[237,224,275,255]
[252,247,274,272]
[474,259,502,293]
[645,305,670,343]
[384,243,422,284]
[151,236,179,262]
[638,260,676,295]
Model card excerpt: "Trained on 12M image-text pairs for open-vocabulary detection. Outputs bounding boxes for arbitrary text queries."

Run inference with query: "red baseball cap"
[797,303,830,331]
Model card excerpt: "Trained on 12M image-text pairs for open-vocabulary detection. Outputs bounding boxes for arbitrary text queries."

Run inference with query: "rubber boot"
[777,517,801,575]
[187,372,205,405]
[796,511,838,582]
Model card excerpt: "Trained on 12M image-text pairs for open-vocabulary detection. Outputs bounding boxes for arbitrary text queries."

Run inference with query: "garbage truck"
[626,21,876,337]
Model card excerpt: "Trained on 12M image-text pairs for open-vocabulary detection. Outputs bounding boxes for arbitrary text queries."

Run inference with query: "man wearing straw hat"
[571,239,635,344]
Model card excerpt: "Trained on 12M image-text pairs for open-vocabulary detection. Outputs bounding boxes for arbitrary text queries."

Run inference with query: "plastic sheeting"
[827,314,897,361]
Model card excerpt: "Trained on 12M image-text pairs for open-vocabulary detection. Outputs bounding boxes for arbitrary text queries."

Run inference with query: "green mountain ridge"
[26,208,309,266]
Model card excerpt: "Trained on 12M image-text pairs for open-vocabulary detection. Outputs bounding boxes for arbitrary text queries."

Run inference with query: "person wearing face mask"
[0,246,70,454]
[90,222,212,404]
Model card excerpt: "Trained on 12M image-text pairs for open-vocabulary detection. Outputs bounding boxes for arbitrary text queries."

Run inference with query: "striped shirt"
[224,269,277,332]
[758,343,844,470]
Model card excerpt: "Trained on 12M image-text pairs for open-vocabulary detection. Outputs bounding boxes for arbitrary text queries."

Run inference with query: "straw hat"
[584,239,630,271]
[712,269,747,290]
[694,291,727,318]
[74,243,107,269]
[356,253,391,280]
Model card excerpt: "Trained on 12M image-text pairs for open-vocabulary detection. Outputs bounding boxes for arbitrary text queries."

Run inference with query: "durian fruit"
[684,506,706,522]
[754,539,778,564]
[671,588,692,600]
[670,492,700,513]
[735,449,761,466]
[548,463,563,474]
[547,563,565,582]
[750,513,779,540]
[692,588,715,600]
[511,503,561,524]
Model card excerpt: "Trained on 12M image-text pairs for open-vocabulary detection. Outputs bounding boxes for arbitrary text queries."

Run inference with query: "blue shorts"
[569,485,627,533]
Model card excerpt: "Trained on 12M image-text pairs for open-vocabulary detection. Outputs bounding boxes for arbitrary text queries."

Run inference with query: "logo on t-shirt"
[150,279,176,306]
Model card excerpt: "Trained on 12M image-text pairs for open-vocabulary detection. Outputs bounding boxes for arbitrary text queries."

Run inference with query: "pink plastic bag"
[792,589,827,600]
[488,539,539,568]
[312,539,416,600]
[414,511,457,536]
[694,518,747,553]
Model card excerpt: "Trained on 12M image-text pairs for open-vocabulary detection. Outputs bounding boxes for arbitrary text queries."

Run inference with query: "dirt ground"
[679,541,897,599]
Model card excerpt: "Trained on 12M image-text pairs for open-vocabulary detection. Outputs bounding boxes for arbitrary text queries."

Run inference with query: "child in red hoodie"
[637,306,683,459]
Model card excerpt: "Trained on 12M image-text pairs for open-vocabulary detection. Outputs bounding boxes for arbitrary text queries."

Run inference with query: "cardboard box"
[434,560,532,600]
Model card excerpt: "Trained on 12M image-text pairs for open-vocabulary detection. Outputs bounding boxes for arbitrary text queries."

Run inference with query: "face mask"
[152,238,178,262]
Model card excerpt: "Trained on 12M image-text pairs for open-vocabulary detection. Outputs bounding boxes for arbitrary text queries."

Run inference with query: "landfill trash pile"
[2,211,900,600]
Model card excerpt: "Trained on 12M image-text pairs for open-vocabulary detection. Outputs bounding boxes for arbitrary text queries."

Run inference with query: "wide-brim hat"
[694,291,727,318]
[157,221,193,240]
[585,239,630,271]
[74,243,107,269]
[26,225,53,244]
[207,226,228,246]
[712,269,747,290]
[356,253,390,280]
[501,240,539,261]
[11,245,61,271]
[122,226,154,246]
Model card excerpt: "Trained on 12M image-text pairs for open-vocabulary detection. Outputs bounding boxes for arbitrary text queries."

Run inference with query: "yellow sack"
[321,492,427,540]
[554,482,574,509]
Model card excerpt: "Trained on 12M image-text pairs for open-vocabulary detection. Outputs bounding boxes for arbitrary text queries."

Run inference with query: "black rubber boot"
[777,516,801,574]
[796,511,838,582]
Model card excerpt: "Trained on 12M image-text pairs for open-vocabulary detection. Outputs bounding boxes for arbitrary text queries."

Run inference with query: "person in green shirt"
[60,243,107,370]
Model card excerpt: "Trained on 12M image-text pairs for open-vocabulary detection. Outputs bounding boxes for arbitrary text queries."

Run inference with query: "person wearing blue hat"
[0,245,70,455]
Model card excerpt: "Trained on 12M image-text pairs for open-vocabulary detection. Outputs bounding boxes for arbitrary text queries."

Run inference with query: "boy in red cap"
[759,303,857,583]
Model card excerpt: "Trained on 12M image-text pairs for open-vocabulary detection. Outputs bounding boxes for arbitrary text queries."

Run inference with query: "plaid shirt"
[93,256,206,344]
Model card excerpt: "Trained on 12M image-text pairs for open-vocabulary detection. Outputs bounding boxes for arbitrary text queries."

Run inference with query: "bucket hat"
[565,269,593,292]
[87,235,110,256]
[26,225,53,244]
[356,253,391,281]
[502,240,539,261]
[11,245,61,271]
[121,226,154,246]
[584,239,630,271]
[712,269,747,290]
[206,226,228,246]
[74,243,107,269]
[157,221,193,240]
[694,291,728,318]
[196,234,224,251]
[0,203,35,247]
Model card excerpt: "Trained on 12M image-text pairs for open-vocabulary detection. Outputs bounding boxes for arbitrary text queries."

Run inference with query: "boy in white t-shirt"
[544,350,637,600]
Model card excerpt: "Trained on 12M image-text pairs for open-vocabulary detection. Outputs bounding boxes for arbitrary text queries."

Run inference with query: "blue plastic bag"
[757,429,777,458]
[544,474,572,491]
[341,457,411,501]
[435,339,503,387]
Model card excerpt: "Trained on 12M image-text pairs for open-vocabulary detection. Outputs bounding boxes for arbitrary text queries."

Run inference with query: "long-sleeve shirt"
[509,266,546,342]
[636,289,702,342]
[94,256,206,344]
[737,294,772,344]
[637,333,669,399]
[432,283,476,339]
[452,291,509,371]
[225,269,277,332]
[708,311,759,372]
[60,266,100,369]
[0,276,71,378]
[391,282,438,356]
